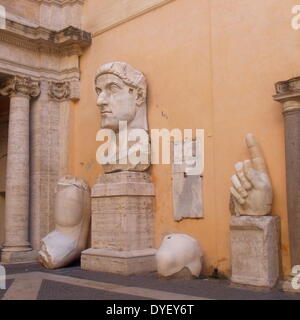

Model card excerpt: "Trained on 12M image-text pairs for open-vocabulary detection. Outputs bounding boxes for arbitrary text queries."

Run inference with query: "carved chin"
[101,117,119,131]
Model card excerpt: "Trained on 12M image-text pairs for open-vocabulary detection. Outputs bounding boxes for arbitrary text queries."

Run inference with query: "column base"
[1,249,38,264]
[81,248,157,275]
[280,278,300,294]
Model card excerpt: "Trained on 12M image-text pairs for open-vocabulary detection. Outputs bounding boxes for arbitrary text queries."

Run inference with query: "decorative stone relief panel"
[171,136,204,221]
[48,81,70,101]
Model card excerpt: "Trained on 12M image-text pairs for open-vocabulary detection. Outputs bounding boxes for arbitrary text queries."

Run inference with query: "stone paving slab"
[38,280,151,300]
[1,262,300,300]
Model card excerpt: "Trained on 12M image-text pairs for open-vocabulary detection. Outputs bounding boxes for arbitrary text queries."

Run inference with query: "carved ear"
[136,88,145,106]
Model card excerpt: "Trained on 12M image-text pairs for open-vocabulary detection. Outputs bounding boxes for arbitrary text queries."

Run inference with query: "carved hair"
[95,62,147,104]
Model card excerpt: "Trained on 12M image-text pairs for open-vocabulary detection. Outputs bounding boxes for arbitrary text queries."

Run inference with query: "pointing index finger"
[245,133,267,172]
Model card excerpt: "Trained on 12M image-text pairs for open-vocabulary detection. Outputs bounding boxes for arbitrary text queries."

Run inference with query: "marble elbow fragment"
[156,234,203,278]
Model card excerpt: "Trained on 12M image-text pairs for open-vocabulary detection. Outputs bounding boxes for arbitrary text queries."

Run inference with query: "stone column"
[0,76,40,263]
[30,80,73,250]
[274,77,300,267]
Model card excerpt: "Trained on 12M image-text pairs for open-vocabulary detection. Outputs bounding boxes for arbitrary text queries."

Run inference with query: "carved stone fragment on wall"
[171,136,204,221]
[48,81,70,101]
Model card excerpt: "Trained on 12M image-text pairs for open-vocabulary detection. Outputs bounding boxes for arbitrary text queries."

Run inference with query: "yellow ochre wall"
[69,0,300,277]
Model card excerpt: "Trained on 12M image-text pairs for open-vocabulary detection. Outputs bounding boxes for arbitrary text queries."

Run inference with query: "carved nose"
[97,92,108,106]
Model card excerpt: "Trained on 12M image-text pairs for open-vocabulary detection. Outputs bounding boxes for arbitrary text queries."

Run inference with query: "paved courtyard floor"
[0,262,299,300]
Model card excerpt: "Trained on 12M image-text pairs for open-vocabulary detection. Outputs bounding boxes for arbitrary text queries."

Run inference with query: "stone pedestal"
[81,171,156,275]
[230,216,280,288]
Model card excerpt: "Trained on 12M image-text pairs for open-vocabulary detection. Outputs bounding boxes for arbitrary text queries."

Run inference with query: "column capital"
[273,77,300,114]
[0,76,40,99]
[48,81,71,102]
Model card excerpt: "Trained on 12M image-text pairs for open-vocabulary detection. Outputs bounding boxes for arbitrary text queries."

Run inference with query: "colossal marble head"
[95,62,148,132]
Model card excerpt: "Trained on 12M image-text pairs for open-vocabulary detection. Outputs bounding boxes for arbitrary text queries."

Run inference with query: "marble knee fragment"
[39,175,91,269]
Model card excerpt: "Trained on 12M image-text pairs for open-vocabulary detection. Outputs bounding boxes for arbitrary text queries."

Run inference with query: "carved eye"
[110,83,120,92]
[96,88,102,95]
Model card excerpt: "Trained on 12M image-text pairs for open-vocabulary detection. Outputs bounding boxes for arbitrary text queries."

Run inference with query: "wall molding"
[36,0,84,6]
[0,19,91,56]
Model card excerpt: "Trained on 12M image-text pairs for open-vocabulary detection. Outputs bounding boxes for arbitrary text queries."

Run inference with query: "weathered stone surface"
[39,176,90,269]
[1,250,38,264]
[81,248,156,275]
[0,0,90,263]
[81,171,156,275]
[95,62,150,173]
[0,106,8,248]
[48,81,70,101]
[230,134,273,217]
[274,78,300,266]
[172,139,204,221]
[230,216,280,288]
[0,19,91,56]
[156,234,203,278]
[0,77,40,262]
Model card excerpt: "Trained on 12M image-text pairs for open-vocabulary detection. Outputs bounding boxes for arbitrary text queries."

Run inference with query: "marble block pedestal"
[81,171,156,275]
[230,216,280,288]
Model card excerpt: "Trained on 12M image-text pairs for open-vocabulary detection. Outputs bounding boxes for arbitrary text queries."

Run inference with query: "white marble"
[156,234,203,277]
[39,175,90,269]
[95,62,150,172]
[230,133,273,216]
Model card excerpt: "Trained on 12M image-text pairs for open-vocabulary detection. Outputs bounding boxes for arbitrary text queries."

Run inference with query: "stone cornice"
[0,18,91,56]
[36,0,84,6]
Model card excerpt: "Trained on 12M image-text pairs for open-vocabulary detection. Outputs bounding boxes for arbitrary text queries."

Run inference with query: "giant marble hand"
[230,133,273,216]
